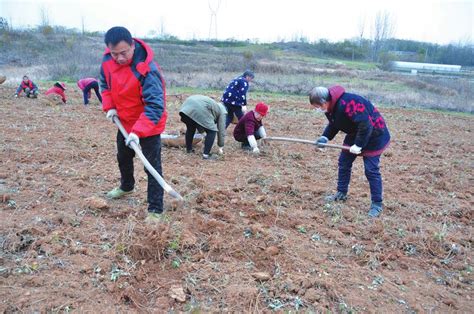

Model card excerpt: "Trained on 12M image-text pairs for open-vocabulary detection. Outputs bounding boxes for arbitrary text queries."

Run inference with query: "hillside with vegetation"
[1,23,473,113]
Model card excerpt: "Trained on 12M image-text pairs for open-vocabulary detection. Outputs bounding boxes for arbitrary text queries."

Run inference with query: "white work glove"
[247,135,258,148]
[349,144,362,155]
[125,132,140,148]
[106,109,118,122]
[252,147,260,154]
[257,126,267,139]
[218,147,224,155]
[241,105,248,113]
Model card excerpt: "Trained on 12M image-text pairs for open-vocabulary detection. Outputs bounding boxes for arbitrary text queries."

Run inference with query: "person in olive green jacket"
[179,95,227,159]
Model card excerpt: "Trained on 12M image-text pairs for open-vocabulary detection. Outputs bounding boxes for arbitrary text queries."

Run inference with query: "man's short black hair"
[104,26,133,46]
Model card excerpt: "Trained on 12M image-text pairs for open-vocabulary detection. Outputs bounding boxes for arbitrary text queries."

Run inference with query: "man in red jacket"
[100,26,168,223]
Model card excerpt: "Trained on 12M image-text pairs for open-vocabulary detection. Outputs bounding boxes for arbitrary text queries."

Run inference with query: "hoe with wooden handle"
[112,116,184,202]
[265,136,351,151]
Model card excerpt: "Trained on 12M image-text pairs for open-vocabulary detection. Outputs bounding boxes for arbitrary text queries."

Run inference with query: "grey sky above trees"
[1,0,472,44]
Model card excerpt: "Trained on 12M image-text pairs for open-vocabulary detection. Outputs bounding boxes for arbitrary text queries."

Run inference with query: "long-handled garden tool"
[112,116,184,202]
[265,136,350,151]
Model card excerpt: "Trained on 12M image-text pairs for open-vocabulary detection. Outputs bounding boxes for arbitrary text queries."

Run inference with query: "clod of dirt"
[84,196,109,210]
[265,246,280,256]
[168,285,186,302]
[251,272,271,281]
[1,194,10,203]
[181,229,197,247]
[304,288,321,303]
[166,198,183,211]
[442,298,457,309]
[121,287,147,308]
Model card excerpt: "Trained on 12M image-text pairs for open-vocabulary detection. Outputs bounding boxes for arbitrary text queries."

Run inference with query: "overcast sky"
[1,0,472,44]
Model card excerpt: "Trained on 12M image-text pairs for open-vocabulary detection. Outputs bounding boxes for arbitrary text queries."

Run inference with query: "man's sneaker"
[368,202,383,218]
[325,191,347,202]
[202,153,218,160]
[106,187,133,199]
[145,212,164,224]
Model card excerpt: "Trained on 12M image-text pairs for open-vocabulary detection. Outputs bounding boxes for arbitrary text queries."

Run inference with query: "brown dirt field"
[0,85,473,312]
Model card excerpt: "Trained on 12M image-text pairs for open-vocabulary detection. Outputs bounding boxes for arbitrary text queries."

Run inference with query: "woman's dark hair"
[242,70,255,79]
[104,26,133,46]
[54,82,64,90]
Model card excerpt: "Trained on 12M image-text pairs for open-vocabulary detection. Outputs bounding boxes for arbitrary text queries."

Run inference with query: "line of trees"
[1,15,472,67]
[271,38,473,67]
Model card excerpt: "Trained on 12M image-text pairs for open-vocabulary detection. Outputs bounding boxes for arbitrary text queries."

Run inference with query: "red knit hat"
[255,102,269,116]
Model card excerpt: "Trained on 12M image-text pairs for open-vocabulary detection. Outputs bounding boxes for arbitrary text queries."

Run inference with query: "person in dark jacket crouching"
[309,86,390,218]
[100,26,168,224]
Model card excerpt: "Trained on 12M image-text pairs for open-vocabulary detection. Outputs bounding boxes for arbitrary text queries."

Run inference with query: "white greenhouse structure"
[389,61,462,74]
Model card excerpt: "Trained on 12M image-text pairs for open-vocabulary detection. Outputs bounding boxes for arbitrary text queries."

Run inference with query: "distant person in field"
[222,70,254,128]
[309,86,391,218]
[77,78,102,105]
[179,95,227,159]
[45,81,67,103]
[233,102,269,154]
[100,26,167,224]
[14,75,39,98]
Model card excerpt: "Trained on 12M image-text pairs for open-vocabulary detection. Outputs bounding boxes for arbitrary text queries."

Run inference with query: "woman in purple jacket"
[310,86,391,218]
[233,102,269,154]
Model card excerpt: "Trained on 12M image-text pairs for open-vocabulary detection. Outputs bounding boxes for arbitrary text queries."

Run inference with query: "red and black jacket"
[100,38,167,137]
[322,86,391,156]
[16,80,38,95]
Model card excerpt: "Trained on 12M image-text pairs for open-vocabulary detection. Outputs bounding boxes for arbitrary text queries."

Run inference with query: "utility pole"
[81,15,85,35]
[208,0,221,40]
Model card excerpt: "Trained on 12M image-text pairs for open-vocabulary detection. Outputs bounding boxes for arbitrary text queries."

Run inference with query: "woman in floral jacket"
[310,85,390,218]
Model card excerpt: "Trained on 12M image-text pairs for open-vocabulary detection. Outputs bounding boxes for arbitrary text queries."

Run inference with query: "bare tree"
[0,17,9,31]
[39,5,51,28]
[208,0,221,39]
[357,15,366,47]
[371,10,395,62]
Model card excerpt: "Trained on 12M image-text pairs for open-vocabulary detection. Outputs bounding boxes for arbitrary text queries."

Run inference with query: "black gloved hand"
[316,136,328,148]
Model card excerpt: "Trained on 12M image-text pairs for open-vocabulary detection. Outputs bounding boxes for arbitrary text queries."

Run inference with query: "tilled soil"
[0,85,472,312]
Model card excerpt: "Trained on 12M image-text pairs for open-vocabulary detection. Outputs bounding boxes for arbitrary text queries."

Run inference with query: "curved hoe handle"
[112,116,184,202]
[265,136,350,151]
